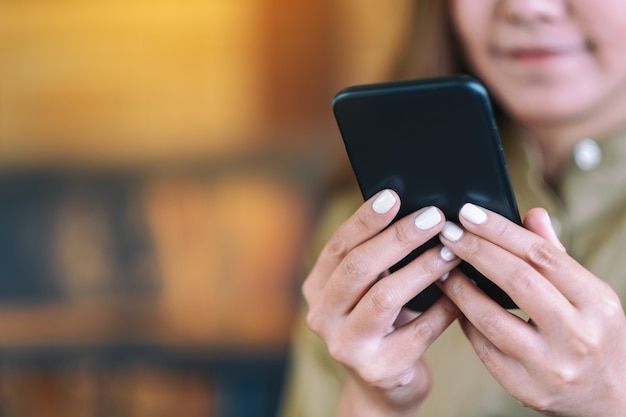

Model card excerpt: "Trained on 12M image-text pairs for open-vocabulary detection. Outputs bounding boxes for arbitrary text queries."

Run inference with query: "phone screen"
[333,76,520,311]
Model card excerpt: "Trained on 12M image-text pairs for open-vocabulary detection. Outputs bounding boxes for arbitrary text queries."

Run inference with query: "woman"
[281,1,626,416]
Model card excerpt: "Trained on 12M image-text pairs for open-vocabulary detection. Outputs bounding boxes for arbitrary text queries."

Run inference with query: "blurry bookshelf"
[0,0,333,415]
[0,0,413,415]
[0,161,317,417]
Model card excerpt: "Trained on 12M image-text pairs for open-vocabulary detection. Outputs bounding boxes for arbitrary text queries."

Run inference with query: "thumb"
[523,208,566,252]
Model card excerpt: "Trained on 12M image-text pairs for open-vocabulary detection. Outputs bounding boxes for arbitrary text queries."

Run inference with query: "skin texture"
[303,1,626,416]
[451,0,626,181]
[452,0,626,123]
[303,190,461,416]
[438,205,626,416]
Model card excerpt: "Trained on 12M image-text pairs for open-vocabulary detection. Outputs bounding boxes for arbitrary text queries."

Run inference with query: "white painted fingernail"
[372,190,396,214]
[414,207,442,230]
[442,221,464,242]
[440,246,457,262]
[460,203,487,224]
[439,272,450,282]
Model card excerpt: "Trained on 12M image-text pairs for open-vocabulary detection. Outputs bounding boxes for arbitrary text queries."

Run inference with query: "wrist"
[336,377,423,417]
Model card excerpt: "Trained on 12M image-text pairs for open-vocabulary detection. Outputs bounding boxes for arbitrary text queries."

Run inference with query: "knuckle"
[438,296,461,319]
[525,240,560,273]
[520,394,555,414]
[305,305,326,336]
[357,363,389,388]
[473,343,506,387]
[327,333,362,369]
[392,222,413,247]
[341,250,372,281]
[305,312,323,337]
[508,262,537,294]
[368,285,400,314]
[601,296,623,321]
[301,279,313,302]
[325,233,350,260]
[327,338,349,364]
[354,209,373,234]
[411,320,436,345]
[548,363,583,392]
[414,255,437,280]
[475,342,497,369]
[492,217,513,240]
[445,275,468,302]
[479,309,506,338]
[463,235,484,259]
[569,326,602,358]
[595,284,624,320]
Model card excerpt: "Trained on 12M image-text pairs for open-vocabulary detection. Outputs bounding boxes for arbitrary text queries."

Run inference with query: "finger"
[349,245,461,336]
[455,203,597,308]
[438,270,540,361]
[322,206,446,315]
[523,208,566,252]
[440,220,570,330]
[457,315,533,393]
[304,189,400,298]
[384,295,460,362]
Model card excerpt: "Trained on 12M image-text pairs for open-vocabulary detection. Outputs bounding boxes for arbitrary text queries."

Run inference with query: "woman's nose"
[499,0,567,24]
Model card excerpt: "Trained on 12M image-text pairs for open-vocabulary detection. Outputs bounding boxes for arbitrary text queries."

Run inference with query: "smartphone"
[332,76,521,311]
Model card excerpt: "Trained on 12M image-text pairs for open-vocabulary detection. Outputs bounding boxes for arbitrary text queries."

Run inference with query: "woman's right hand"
[303,189,462,417]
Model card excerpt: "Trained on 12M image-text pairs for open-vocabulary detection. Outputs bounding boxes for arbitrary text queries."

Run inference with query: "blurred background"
[0,1,412,416]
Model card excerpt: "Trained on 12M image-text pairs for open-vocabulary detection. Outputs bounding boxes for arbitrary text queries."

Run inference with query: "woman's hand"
[437,204,626,417]
[303,189,461,417]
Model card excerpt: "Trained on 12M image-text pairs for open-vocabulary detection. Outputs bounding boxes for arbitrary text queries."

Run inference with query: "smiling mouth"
[491,43,591,61]
[509,48,564,60]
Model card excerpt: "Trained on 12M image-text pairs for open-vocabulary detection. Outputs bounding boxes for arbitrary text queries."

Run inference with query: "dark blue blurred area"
[0,165,314,417]
[0,172,156,303]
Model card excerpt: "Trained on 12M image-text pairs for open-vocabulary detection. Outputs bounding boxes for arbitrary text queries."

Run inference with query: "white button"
[573,138,601,171]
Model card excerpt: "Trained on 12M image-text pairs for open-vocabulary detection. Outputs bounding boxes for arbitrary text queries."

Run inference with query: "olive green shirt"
[279,128,626,417]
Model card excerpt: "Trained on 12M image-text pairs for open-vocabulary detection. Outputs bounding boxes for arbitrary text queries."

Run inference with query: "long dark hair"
[391,0,467,80]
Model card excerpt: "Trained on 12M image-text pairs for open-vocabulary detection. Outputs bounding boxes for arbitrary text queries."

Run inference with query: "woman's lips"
[490,44,588,62]
[509,48,561,60]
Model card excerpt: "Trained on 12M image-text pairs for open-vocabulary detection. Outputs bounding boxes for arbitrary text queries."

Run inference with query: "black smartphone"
[332,76,521,311]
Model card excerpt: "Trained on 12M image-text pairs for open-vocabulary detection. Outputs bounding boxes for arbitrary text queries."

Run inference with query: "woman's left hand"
[437,203,626,417]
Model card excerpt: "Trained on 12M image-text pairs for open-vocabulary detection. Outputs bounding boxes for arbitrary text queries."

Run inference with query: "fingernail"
[440,246,457,262]
[442,221,464,242]
[372,190,396,214]
[439,272,450,282]
[460,203,487,224]
[414,207,442,230]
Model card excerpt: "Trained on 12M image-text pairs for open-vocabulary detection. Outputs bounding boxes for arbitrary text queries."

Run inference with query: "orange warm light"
[0,1,263,166]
